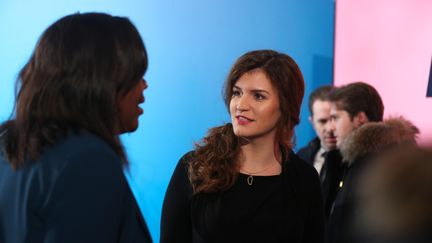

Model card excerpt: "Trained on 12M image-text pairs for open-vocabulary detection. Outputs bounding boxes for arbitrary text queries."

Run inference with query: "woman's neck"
[238,137,281,175]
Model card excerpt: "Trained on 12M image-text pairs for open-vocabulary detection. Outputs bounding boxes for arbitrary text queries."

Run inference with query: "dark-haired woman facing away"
[161,50,324,243]
[0,13,152,243]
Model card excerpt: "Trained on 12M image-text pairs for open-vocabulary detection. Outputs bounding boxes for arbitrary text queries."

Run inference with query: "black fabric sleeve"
[160,153,194,243]
[302,164,325,243]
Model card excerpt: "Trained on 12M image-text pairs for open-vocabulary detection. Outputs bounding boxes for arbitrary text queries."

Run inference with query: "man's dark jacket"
[297,137,345,219]
[326,118,419,243]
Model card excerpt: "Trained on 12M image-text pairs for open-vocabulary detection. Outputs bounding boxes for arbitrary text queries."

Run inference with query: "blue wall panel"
[0,1,334,241]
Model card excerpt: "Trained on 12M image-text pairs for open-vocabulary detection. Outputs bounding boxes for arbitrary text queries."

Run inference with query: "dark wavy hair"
[0,12,148,168]
[328,82,384,122]
[308,85,334,115]
[189,50,305,193]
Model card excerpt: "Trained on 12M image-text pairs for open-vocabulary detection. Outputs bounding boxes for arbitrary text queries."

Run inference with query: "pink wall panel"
[334,0,432,144]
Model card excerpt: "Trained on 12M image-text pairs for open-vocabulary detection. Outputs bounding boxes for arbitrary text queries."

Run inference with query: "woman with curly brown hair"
[160,50,324,243]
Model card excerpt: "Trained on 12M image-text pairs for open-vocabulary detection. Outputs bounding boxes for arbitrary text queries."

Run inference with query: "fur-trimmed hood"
[340,117,419,166]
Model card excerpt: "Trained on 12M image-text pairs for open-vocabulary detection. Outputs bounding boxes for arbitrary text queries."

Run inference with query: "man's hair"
[308,85,334,115]
[328,82,384,122]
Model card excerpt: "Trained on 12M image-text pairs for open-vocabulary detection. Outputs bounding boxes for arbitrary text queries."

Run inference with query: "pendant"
[247,175,253,186]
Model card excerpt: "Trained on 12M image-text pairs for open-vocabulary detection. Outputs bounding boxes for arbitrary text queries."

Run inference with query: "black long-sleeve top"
[161,151,324,243]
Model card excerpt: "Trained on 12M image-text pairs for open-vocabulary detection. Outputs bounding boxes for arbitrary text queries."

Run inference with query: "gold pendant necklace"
[247,175,254,185]
[242,162,278,186]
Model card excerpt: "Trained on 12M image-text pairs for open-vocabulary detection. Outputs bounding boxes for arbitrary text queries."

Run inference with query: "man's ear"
[308,116,313,124]
[353,111,369,127]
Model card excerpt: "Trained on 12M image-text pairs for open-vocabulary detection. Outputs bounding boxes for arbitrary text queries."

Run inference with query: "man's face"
[329,104,365,148]
[310,100,337,151]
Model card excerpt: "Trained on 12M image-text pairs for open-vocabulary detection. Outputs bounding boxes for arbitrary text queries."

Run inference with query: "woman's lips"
[236,115,253,125]
[138,96,145,115]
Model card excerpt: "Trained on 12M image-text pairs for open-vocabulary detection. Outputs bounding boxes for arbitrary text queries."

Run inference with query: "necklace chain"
[241,162,279,186]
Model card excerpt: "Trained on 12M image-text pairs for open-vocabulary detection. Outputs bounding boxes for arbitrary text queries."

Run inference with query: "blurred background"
[1,0,430,241]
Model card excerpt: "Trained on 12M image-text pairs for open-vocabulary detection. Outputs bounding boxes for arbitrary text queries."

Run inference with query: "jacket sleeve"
[43,145,152,243]
[303,165,325,243]
[160,153,194,243]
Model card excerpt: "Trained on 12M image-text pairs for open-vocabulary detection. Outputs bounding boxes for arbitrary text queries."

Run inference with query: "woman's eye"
[232,90,241,97]
[254,93,265,100]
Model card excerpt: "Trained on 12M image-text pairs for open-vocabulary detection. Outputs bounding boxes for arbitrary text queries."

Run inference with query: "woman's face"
[117,79,148,134]
[229,69,281,141]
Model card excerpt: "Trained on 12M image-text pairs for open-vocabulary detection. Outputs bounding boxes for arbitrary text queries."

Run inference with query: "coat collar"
[340,117,419,166]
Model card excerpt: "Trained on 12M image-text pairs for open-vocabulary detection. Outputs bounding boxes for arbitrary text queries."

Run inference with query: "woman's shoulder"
[172,150,196,176]
[60,130,117,156]
[165,151,194,197]
[178,150,196,164]
[62,130,114,151]
[286,151,319,177]
[42,130,122,172]
[284,151,321,192]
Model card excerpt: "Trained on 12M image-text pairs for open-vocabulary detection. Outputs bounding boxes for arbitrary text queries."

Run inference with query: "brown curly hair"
[189,50,305,193]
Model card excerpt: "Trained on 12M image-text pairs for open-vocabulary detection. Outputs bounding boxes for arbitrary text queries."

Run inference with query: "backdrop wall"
[334,0,432,144]
[0,1,335,240]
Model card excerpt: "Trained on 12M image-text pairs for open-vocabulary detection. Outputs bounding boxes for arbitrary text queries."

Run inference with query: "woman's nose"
[236,96,249,111]
[141,78,148,90]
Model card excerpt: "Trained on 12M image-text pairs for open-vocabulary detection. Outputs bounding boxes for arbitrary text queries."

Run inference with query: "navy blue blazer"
[0,130,152,243]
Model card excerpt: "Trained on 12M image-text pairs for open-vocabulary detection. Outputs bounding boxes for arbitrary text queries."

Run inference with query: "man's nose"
[328,120,336,132]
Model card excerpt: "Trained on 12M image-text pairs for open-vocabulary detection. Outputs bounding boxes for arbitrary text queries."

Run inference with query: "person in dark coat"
[298,85,336,166]
[0,12,152,243]
[297,85,344,219]
[326,82,385,243]
[161,50,324,243]
[327,117,419,243]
